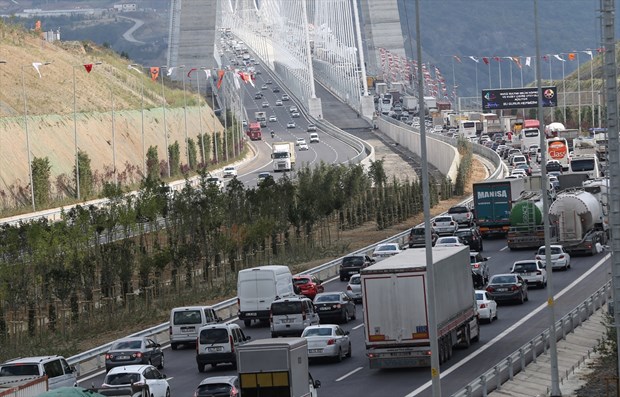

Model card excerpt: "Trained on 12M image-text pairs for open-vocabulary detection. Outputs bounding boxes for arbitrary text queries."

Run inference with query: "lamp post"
[21,62,51,211]
[197,67,207,168]
[160,66,171,178]
[0,60,6,195]
[210,73,219,164]
[179,65,190,168]
[73,61,102,200]
[129,64,146,176]
[111,88,117,186]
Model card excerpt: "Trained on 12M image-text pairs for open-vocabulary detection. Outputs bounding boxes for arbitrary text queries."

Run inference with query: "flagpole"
[160,66,171,178]
[110,88,117,186]
[451,57,457,110]
[509,59,513,88]
[21,65,36,211]
[179,65,190,169]
[498,58,502,89]
[520,57,524,87]
[211,73,218,164]
[0,60,6,195]
[474,59,479,109]
[561,56,566,124]
[488,58,491,88]
[589,50,595,126]
[197,67,206,169]
[577,52,582,129]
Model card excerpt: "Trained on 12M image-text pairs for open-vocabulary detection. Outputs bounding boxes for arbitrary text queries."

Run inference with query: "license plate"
[118,356,130,360]
[181,326,195,332]
[319,307,330,311]
[497,288,508,292]
[245,313,257,316]
[207,347,223,352]
[281,318,295,323]
[309,349,322,353]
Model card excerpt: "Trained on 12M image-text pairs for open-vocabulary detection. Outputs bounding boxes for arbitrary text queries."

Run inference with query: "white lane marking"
[336,366,363,382]
[500,246,508,251]
[403,253,610,397]
[353,323,365,330]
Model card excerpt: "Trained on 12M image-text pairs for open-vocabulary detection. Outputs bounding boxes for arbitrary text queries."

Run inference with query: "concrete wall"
[376,117,460,181]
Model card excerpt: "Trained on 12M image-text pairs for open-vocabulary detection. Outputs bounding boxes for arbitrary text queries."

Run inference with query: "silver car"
[345,274,362,303]
[302,324,351,362]
[432,215,458,235]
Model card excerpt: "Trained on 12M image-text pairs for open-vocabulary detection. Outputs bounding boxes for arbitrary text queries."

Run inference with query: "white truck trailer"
[237,338,320,397]
[272,142,295,172]
[361,246,479,369]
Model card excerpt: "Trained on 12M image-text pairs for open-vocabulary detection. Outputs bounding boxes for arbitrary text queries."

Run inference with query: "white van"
[0,356,78,389]
[309,133,319,143]
[169,306,221,350]
[270,296,320,337]
[196,323,251,372]
[237,265,295,327]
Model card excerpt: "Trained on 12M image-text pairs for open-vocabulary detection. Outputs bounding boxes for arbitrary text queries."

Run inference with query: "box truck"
[473,178,525,237]
[361,246,479,369]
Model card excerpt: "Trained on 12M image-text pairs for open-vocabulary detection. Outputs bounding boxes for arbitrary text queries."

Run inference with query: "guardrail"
[452,280,612,397]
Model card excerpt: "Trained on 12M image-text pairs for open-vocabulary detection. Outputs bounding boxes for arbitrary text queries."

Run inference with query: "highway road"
[80,236,610,397]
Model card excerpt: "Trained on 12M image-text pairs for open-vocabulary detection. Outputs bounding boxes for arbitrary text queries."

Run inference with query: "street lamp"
[111,88,117,186]
[197,67,207,168]
[21,61,51,211]
[128,64,146,177]
[160,66,171,178]
[0,60,6,197]
[73,61,102,200]
[178,65,190,169]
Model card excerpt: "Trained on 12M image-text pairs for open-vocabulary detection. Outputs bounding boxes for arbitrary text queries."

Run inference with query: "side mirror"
[314,380,321,389]
[246,335,252,341]
[345,331,350,335]
[483,257,488,261]
[217,317,223,322]
[156,343,161,348]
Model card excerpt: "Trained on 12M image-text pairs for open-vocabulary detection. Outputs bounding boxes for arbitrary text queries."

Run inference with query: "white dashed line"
[353,323,364,330]
[336,366,363,382]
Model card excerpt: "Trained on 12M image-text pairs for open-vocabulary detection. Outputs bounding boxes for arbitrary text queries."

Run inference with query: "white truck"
[361,246,479,369]
[401,95,419,113]
[272,142,295,172]
[423,96,437,113]
[237,338,320,397]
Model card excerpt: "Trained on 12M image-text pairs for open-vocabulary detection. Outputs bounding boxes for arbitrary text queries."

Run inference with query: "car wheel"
[340,276,345,281]
[524,292,529,302]
[346,343,352,358]
[336,348,343,362]
[171,343,178,351]
[518,293,524,304]
[165,388,170,397]
[198,363,205,373]
[342,310,349,324]
[494,308,498,320]
[479,243,483,252]
[158,354,164,369]
[211,363,218,368]
[488,311,493,323]
[351,308,357,320]
[244,319,252,327]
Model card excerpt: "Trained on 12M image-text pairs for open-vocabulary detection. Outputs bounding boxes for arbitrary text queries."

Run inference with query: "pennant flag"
[83,64,93,73]
[512,57,522,69]
[482,57,490,65]
[150,67,160,82]
[493,56,501,62]
[187,67,197,78]
[543,55,549,62]
[453,55,462,63]
[203,69,211,80]
[216,69,225,89]
[32,62,43,78]
[553,54,566,62]
[469,56,479,63]
[597,47,605,53]
[525,57,531,67]
[568,53,576,61]
[128,64,142,74]
[166,66,176,77]
[583,50,593,59]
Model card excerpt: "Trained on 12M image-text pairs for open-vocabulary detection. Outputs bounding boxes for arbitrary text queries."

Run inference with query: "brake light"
[347,285,352,291]
[269,310,273,323]
[105,354,112,360]
[535,255,542,260]
[230,335,235,352]
[133,352,143,358]
[559,255,564,259]
[327,339,336,345]
[450,221,455,225]
[536,271,542,275]
[473,263,479,268]
[511,285,519,291]
[230,385,239,397]
[486,286,494,292]
[335,304,342,309]
[466,213,471,218]
[479,303,487,309]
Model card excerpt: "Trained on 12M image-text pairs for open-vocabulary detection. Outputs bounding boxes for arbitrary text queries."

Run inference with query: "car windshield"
[199,328,228,344]
[349,276,361,285]
[438,237,457,244]
[174,310,202,325]
[538,247,562,255]
[491,275,516,284]
[315,294,339,303]
[342,257,363,267]
[513,262,537,272]
[0,364,40,376]
[435,217,451,223]
[271,301,302,315]
[303,328,333,337]
[475,292,484,300]
[197,384,233,394]
[376,245,397,251]
[411,228,425,235]
[293,278,310,285]
[111,340,142,350]
[105,372,141,386]
[455,230,471,237]
[449,207,468,213]
[470,255,482,264]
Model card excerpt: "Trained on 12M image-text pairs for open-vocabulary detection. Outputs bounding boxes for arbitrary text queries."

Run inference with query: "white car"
[434,236,465,247]
[535,245,571,270]
[223,166,237,178]
[301,324,351,362]
[345,274,362,303]
[309,133,320,143]
[299,143,309,151]
[475,290,498,323]
[257,171,272,183]
[206,177,224,190]
[372,243,402,261]
[511,259,547,288]
[432,215,458,235]
[510,169,527,178]
[102,365,170,397]
[269,115,277,122]
[287,121,296,128]
[275,99,283,106]
[296,138,306,146]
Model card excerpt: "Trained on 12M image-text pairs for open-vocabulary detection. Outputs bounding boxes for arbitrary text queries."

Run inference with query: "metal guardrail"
[68,128,503,377]
[451,280,612,397]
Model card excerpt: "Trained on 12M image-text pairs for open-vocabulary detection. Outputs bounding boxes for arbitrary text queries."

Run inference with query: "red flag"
[493,56,501,62]
[453,55,462,63]
[187,67,197,78]
[150,67,160,82]
[83,64,93,73]
[482,57,489,65]
[568,53,576,61]
[543,55,549,62]
[216,69,225,89]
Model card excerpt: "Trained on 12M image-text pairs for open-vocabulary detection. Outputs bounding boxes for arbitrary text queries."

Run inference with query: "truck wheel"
[243,319,252,327]
[197,363,205,373]
[351,309,357,320]
[463,326,471,348]
[438,338,446,364]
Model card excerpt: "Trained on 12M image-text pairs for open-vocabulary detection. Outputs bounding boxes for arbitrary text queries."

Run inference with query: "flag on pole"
[203,69,211,80]
[32,62,43,78]
[493,56,501,62]
[83,64,93,73]
[187,67,197,78]
[128,64,142,74]
[469,56,479,63]
[150,67,160,81]
[512,57,522,68]
[167,66,176,77]
[568,53,576,61]
[482,57,490,65]
[583,50,593,59]
[453,55,462,63]
[553,54,566,62]
[216,69,225,89]
[525,57,531,67]
[542,55,549,62]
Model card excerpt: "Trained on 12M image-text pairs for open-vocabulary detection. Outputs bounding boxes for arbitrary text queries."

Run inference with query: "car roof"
[198,376,238,386]
[513,259,539,265]
[304,324,337,330]
[2,356,63,365]
[106,365,152,374]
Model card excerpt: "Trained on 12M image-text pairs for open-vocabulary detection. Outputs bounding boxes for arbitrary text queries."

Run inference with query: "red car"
[293,275,324,300]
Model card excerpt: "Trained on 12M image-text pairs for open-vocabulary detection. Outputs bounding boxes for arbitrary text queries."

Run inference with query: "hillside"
[0,20,224,212]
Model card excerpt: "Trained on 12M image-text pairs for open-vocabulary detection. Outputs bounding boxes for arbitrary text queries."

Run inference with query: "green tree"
[31,156,51,207]
[74,150,94,198]
[198,133,211,167]
[169,141,181,176]
[146,146,160,179]
[187,138,197,170]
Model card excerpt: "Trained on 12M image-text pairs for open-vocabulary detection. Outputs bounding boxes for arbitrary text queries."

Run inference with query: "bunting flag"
[597,47,605,53]
[542,55,549,62]
[453,55,462,63]
[187,67,197,78]
[166,66,176,77]
[568,53,576,61]
[493,56,501,62]
[482,57,490,65]
[583,50,593,59]
[83,64,93,73]
[216,69,225,89]
[128,64,142,74]
[512,57,522,69]
[553,54,566,62]
[525,57,531,67]
[32,62,43,78]
[150,67,160,82]
[203,69,211,80]
[469,56,479,63]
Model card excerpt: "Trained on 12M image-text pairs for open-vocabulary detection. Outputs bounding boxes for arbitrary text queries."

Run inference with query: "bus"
[520,128,541,151]
[459,120,479,140]
[380,93,393,114]
[547,137,570,171]
[569,154,600,179]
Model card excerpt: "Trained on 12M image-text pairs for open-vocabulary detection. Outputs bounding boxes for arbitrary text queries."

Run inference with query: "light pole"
[0,60,6,196]
[73,61,102,200]
[21,62,51,211]
[160,66,171,178]
[210,73,219,164]
[129,64,146,177]
[179,65,190,169]
[111,88,117,186]
[197,67,207,168]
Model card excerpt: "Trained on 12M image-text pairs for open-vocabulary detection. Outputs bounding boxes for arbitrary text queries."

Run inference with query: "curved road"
[118,15,146,44]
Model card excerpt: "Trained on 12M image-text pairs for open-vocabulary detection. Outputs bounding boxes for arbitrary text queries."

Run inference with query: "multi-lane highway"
[80,234,609,397]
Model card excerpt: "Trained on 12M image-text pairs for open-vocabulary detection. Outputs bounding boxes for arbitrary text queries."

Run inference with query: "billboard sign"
[481,87,557,110]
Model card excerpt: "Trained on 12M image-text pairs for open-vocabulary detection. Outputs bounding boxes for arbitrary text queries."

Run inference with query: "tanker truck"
[506,191,558,250]
[548,189,608,256]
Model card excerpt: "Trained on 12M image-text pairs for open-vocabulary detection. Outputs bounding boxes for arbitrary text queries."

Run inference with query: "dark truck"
[473,178,525,237]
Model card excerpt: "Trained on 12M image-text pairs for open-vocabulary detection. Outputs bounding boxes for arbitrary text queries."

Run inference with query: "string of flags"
[454,47,604,68]
[142,64,258,91]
